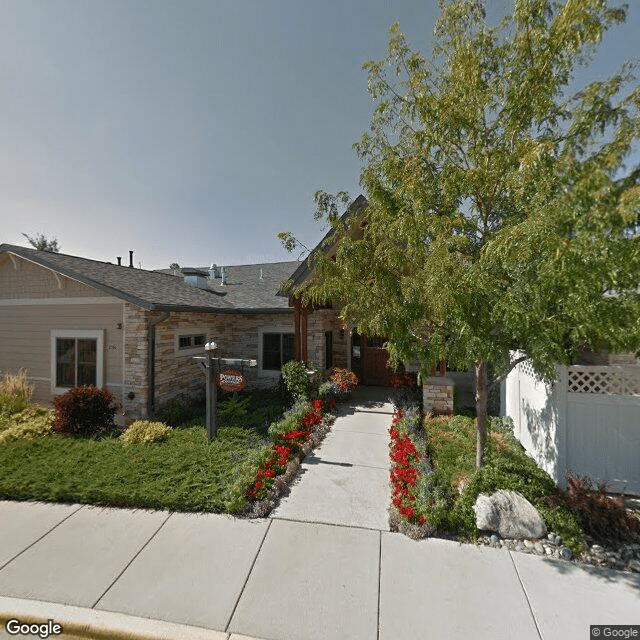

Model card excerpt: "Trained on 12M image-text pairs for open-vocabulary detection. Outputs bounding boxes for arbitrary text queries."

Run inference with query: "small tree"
[282,0,640,466]
[22,233,60,252]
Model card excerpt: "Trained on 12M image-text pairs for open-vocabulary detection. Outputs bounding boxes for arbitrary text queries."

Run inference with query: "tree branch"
[487,355,529,391]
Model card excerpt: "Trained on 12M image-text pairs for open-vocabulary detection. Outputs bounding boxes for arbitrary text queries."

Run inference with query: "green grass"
[0,388,286,513]
[419,414,584,555]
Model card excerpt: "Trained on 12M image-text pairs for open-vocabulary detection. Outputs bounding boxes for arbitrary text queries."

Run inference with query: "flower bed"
[387,410,586,553]
[236,399,335,516]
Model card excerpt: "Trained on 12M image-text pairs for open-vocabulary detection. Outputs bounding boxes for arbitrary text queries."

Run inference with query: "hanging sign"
[216,368,248,392]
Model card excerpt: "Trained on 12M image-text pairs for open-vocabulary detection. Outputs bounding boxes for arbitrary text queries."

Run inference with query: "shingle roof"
[0,244,299,313]
[159,262,301,311]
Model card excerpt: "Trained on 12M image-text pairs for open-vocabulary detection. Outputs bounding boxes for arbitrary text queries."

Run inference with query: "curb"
[0,596,237,640]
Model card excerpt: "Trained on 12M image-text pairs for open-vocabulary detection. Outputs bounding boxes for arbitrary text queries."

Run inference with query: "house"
[0,198,416,423]
[0,243,300,422]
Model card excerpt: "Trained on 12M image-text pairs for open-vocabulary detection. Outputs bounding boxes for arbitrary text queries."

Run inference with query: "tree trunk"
[475,360,488,468]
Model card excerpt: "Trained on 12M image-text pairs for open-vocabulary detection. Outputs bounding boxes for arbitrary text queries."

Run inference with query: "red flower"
[419,515,426,525]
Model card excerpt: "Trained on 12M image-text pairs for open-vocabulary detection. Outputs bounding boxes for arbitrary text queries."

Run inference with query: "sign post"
[194,342,257,441]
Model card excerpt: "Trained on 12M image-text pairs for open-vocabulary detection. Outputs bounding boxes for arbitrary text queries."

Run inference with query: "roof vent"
[182,268,210,290]
[209,263,219,279]
[221,266,228,286]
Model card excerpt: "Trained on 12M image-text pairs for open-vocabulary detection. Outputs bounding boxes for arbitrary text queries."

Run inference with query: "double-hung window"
[51,330,104,393]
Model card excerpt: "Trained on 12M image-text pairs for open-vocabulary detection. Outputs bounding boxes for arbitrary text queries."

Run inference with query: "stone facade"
[423,376,454,415]
[305,308,348,371]
[122,304,295,420]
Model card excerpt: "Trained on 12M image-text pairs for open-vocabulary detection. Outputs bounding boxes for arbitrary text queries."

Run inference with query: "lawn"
[0,385,286,513]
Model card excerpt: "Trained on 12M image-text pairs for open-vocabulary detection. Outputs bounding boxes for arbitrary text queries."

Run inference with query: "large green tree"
[282,0,640,466]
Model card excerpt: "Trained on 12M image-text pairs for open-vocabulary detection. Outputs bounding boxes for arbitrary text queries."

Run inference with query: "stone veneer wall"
[123,306,294,419]
[123,304,150,421]
[305,308,348,371]
[423,377,454,415]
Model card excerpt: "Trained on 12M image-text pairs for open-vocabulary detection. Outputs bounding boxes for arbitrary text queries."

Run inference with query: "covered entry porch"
[290,299,395,385]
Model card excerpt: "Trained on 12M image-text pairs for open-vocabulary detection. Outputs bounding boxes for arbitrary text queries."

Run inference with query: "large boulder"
[473,490,547,540]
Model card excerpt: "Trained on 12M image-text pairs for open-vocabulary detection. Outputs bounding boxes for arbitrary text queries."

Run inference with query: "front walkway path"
[270,386,394,530]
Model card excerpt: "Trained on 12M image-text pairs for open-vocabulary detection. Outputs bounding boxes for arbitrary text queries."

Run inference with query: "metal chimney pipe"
[117,257,122,266]
[129,251,134,268]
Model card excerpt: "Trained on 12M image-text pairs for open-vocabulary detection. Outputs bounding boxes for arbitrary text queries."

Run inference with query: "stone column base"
[423,377,454,415]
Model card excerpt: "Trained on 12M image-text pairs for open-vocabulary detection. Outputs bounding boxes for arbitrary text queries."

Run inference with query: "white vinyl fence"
[503,359,640,494]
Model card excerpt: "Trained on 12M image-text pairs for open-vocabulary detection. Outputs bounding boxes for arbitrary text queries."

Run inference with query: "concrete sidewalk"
[1,388,639,640]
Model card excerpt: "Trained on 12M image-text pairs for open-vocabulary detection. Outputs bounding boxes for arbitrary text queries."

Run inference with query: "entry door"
[363,336,391,386]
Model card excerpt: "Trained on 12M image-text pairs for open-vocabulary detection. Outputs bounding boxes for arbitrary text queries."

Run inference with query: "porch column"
[293,301,301,361]
[291,298,309,363]
[301,306,308,362]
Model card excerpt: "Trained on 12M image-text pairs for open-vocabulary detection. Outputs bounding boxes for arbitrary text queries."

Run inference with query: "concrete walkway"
[271,386,394,530]
[1,388,639,640]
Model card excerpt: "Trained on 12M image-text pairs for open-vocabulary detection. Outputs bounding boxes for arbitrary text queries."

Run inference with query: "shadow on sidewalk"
[336,386,395,417]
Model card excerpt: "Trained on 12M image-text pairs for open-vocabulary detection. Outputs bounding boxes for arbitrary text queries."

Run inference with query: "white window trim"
[50,329,104,395]
[258,326,295,377]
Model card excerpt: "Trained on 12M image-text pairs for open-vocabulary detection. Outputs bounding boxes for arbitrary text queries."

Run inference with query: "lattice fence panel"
[567,366,640,396]
[519,359,537,378]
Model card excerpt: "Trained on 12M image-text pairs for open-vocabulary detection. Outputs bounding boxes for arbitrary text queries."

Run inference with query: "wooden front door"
[362,336,392,386]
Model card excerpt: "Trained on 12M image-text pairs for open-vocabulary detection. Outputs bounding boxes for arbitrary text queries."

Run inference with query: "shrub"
[328,367,358,393]
[156,392,205,427]
[281,360,311,401]
[268,400,312,440]
[0,406,53,443]
[53,386,116,436]
[120,420,173,446]
[0,369,34,415]
[320,368,359,402]
[542,473,640,548]
[218,393,250,420]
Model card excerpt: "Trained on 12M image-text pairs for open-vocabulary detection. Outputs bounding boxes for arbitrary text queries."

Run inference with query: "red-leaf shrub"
[542,473,640,547]
[53,386,116,436]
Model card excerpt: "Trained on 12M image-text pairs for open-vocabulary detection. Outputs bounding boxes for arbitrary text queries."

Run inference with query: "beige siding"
[0,253,113,299]
[0,255,125,410]
[0,303,125,409]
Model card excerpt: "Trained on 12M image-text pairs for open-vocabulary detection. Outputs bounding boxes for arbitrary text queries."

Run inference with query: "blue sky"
[1,0,638,270]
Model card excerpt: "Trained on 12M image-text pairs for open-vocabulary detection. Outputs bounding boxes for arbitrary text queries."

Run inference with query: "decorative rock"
[545,546,553,556]
[523,539,534,549]
[559,547,572,560]
[554,536,562,546]
[628,559,640,573]
[534,542,544,555]
[473,490,548,540]
[490,534,500,546]
[547,533,556,542]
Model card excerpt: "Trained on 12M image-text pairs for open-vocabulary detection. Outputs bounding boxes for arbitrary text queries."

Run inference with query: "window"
[178,334,206,350]
[51,330,104,393]
[262,332,294,371]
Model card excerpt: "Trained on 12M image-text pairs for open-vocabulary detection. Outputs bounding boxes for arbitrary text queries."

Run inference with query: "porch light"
[205,341,218,351]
